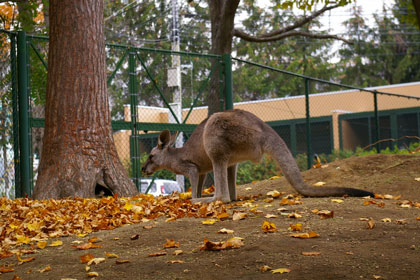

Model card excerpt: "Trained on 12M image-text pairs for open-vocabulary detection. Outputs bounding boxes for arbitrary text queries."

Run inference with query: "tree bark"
[33,0,138,199]
[207,0,240,116]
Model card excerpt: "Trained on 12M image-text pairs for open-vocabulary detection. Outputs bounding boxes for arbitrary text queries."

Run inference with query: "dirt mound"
[2,154,420,280]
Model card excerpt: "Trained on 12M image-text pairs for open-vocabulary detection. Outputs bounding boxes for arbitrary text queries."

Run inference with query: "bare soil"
[2,154,420,280]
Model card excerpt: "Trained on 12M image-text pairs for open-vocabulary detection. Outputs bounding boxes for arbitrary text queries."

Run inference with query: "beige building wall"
[114,81,420,161]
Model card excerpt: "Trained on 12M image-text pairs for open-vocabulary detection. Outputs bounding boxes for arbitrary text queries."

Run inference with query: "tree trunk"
[207,0,239,116]
[33,0,138,199]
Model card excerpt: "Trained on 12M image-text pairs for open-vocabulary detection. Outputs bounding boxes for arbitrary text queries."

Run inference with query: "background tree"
[33,0,137,199]
[206,0,353,116]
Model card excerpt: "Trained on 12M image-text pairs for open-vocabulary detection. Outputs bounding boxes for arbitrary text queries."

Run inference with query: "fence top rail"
[232,57,420,101]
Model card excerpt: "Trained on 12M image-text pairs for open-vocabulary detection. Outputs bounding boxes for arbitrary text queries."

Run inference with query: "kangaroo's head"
[141,130,177,176]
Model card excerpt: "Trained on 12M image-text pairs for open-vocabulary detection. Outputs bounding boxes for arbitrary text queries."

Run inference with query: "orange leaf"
[167,260,185,264]
[288,223,302,232]
[0,266,14,273]
[217,212,229,220]
[17,254,35,263]
[290,231,320,239]
[88,237,102,243]
[302,251,321,256]
[148,251,167,257]
[80,253,95,263]
[163,239,180,248]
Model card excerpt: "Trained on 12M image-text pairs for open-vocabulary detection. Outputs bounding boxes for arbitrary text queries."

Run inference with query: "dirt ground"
[1,154,420,280]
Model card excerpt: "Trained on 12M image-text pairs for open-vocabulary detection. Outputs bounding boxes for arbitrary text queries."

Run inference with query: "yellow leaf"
[87,257,106,266]
[267,190,282,198]
[269,176,281,180]
[382,218,392,223]
[163,239,180,248]
[123,202,133,211]
[415,177,420,181]
[16,235,31,244]
[87,272,99,277]
[37,240,48,249]
[173,249,183,256]
[38,265,51,273]
[261,221,277,233]
[167,260,184,263]
[288,223,302,231]
[272,268,291,274]
[49,240,63,247]
[331,199,344,203]
[202,219,217,225]
[77,233,88,237]
[105,252,119,258]
[179,192,192,200]
[313,181,326,187]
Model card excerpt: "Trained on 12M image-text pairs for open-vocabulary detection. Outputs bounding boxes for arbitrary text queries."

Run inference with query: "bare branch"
[234,29,352,44]
[259,3,340,39]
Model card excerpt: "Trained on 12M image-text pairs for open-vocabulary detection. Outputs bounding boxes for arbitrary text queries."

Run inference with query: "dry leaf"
[49,240,63,247]
[179,192,192,200]
[116,260,131,264]
[382,218,392,223]
[173,250,183,256]
[163,239,180,248]
[288,223,303,232]
[218,228,234,234]
[17,254,35,263]
[317,210,334,219]
[88,237,102,243]
[290,232,320,239]
[217,212,229,220]
[38,265,52,273]
[130,234,140,240]
[73,242,102,250]
[396,219,407,224]
[202,219,217,225]
[302,251,321,256]
[313,182,326,187]
[267,190,282,198]
[105,252,119,258]
[272,268,291,274]
[288,212,302,219]
[87,257,105,266]
[37,240,48,249]
[262,221,277,233]
[80,253,95,263]
[87,271,99,277]
[200,237,244,251]
[0,267,14,273]
[167,260,184,264]
[367,218,375,229]
[232,212,248,221]
[264,214,278,219]
[331,199,344,203]
[260,265,272,272]
[148,251,167,257]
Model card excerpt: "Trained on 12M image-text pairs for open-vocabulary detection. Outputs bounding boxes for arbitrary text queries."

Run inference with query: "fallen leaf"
[264,214,278,219]
[415,177,420,182]
[200,237,244,251]
[269,176,281,180]
[262,221,278,233]
[105,252,119,258]
[317,210,334,219]
[130,234,140,240]
[260,265,272,272]
[203,185,215,194]
[163,239,180,248]
[173,250,183,256]
[73,242,102,250]
[382,218,392,223]
[143,225,154,229]
[290,232,320,239]
[87,271,99,277]
[221,237,244,249]
[218,228,234,234]
[368,218,375,229]
[373,275,382,279]
[288,212,302,219]
[217,212,229,220]
[232,212,248,221]
[87,257,106,266]
[302,251,321,256]
[49,240,63,247]
[416,216,420,221]
[167,260,184,264]
[202,219,217,225]
[38,265,51,273]
[396,219,407,224]
[272,268,291,274]
[37,240,48,249]
[288,223,302,232]
[148,251,167,257]
[116,259,131,264]
[88,237,102,243]
[179,192,192,200]
[331,199,344,203]
[0,267,14,273]
[80,253,95,263]
[267,190,283,198]
[313,182,326,187]
[17,254,35,263]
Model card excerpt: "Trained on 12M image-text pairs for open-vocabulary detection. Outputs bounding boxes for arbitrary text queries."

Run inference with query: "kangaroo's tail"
[266,133,374,198]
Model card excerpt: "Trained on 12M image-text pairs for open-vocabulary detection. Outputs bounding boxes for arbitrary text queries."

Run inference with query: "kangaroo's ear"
[158,130,171,149]
[168,132,178,147]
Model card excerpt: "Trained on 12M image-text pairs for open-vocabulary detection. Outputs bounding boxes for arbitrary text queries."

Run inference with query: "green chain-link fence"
[2,29,420,198]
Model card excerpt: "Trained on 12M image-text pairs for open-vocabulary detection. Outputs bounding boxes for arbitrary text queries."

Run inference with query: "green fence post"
[17,30,31,197]
[305,78,312,170]
[223,53,233,110]
[373,90,380,152]
[10,33,21,198]
[128,48,140,191]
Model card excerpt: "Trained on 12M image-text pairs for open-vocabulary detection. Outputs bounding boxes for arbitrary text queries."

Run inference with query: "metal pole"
[373,90,380,152]
[305,78,312,170]
[128,48,140,191]
[223,53,233,110]
[17,30,31,197]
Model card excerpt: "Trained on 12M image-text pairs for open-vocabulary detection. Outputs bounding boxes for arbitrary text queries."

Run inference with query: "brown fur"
[142,109,373,202]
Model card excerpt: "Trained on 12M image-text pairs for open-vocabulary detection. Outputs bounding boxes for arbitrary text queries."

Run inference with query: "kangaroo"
[142,109,374,203]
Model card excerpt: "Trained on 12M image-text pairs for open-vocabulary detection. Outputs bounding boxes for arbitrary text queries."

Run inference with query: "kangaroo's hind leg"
[227,164,237,201]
